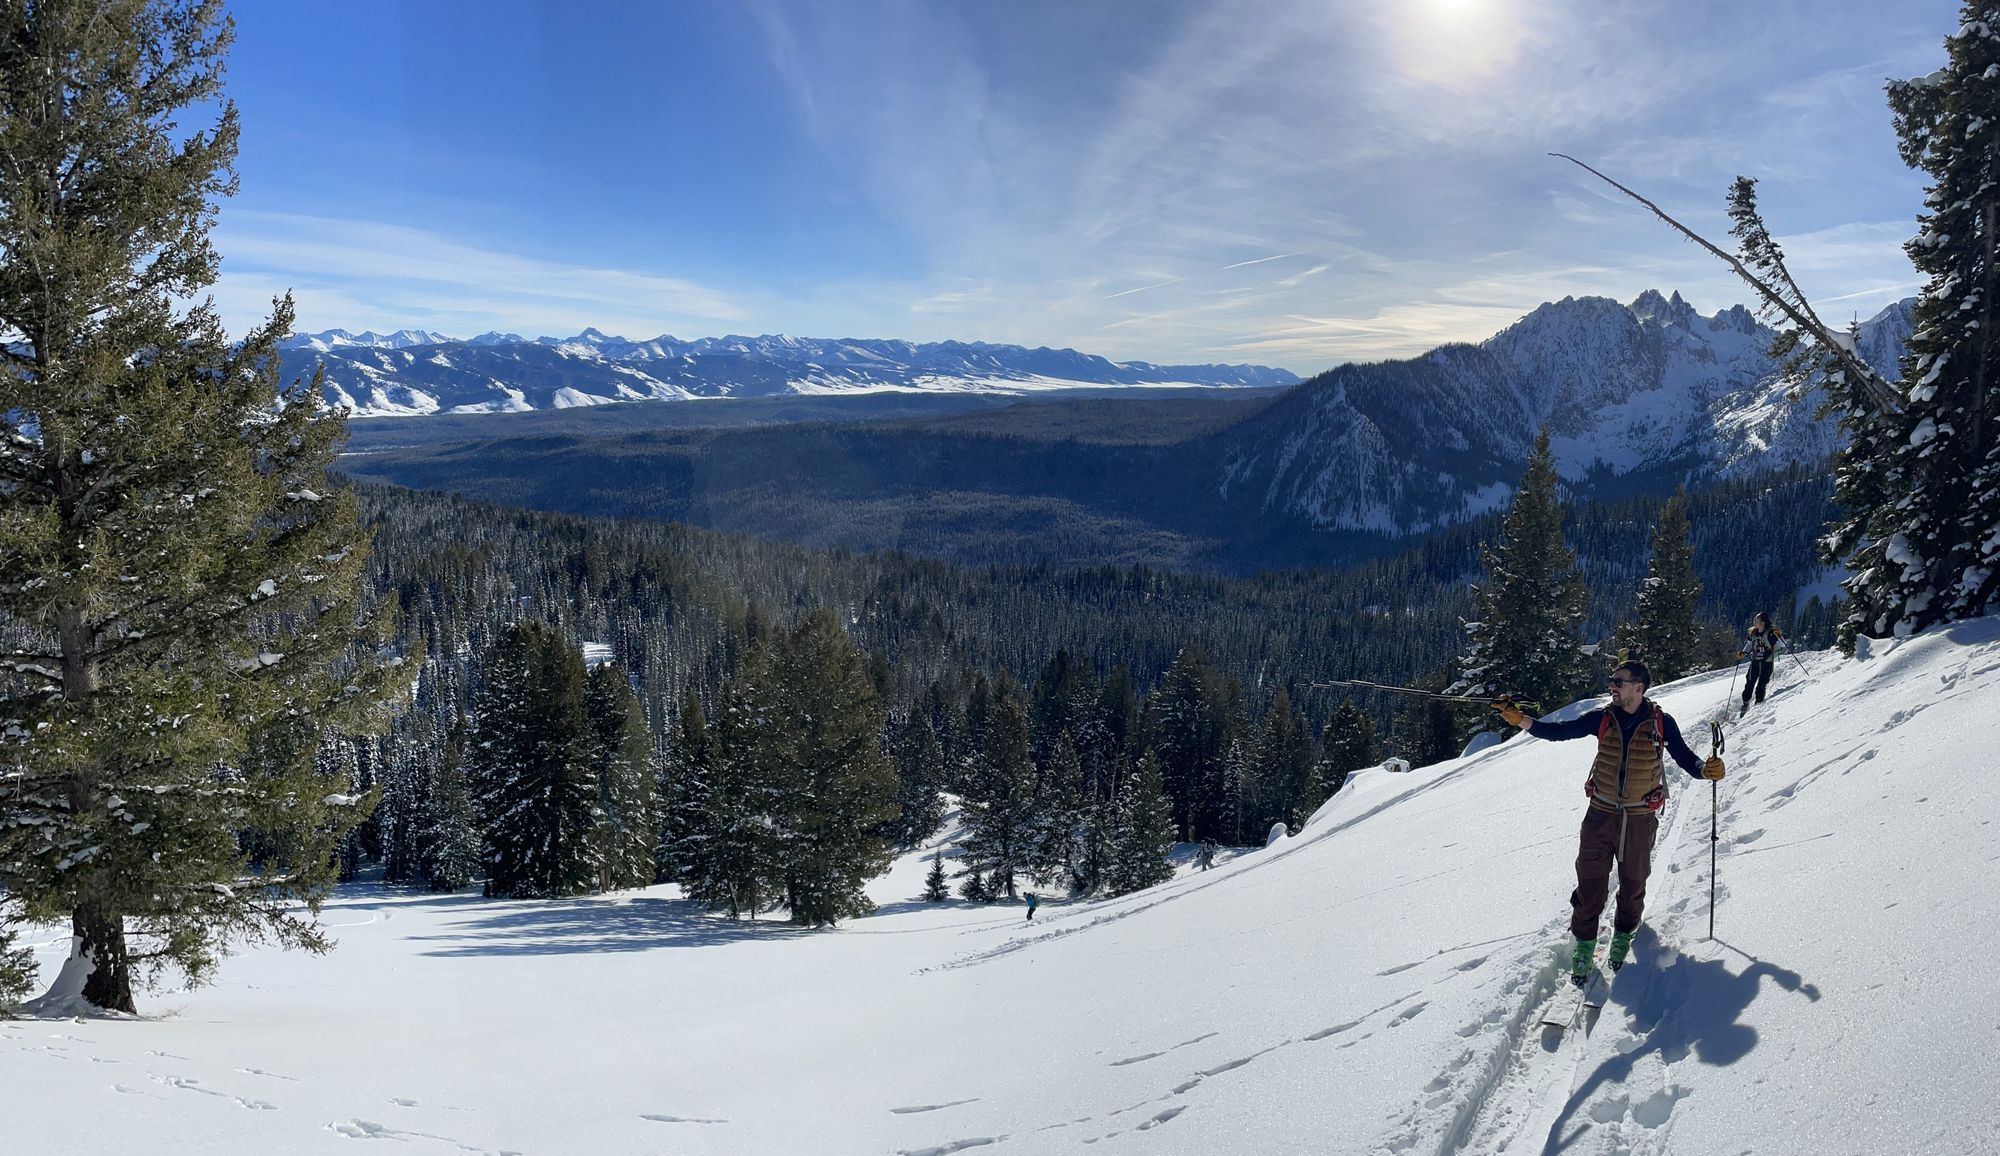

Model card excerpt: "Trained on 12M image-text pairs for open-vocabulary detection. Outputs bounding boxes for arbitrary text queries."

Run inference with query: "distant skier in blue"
[1024,892,1038,921]
[1497,660,1724,985]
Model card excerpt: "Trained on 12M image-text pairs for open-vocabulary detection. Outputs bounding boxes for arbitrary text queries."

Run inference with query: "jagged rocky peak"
[1629,288,1700,329]
[1709,303,1759,335]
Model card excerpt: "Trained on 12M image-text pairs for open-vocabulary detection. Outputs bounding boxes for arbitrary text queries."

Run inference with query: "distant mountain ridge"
[1217,290,1914,533]
[278,329,1301,415]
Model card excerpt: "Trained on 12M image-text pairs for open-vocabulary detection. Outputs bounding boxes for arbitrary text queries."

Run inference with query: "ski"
[1539,967,1606,1033]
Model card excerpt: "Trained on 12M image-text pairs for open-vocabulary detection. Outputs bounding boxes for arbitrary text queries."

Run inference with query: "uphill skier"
[1739,612,1784,716]
[1495,660,1724,985]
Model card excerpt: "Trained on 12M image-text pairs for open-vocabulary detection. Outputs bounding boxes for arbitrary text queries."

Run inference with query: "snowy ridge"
[277,330,1299,416]
[1220,292,1913,534]
[4,620,1995,1153]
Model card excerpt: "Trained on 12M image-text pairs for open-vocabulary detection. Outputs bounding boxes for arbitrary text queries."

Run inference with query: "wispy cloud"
[216,212,748,339]
[220,0,1946,371]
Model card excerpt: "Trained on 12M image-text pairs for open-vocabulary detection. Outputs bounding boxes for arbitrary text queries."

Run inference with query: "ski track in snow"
[13,637,1998,1155]
[1394,674,1743,1156]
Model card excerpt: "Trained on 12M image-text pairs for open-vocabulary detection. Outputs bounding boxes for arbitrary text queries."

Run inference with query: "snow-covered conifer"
[889,712,948,849]
[1817,13,2000,642]
[762,611,898,926]
[1104,753,1175,897]
[469,624,600,899]
[1618,490,1704,682]
[959,692,1036,900]
[922,852,950,902]
[0,0,399,1011]
[1454,430,1589,710]
[584,663,656,891]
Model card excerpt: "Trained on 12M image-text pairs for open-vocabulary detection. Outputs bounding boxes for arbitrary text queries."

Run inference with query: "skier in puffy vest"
[1739,612,1783,716]
[1496,660,1724,985]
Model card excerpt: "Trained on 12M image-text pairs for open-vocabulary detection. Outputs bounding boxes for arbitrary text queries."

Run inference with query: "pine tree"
[1029,730,1084,888]
[959,868,992,903]
[1455,430,1589,711]
[1104,753,1175,897]
[469,624,600,899]
[1249,688,1314,832]
[0,903,33,1010]
[1389,674,1461,769]
[658,688,714,885]
[418,739,481,893]
[762,610,898,926]
[1320,699,1380,797]
[0,0,395,1011]
[959,692,1036,900]
[922,851,949,902]
[687,656,780,917]
[1618,490,1704,681]
[888,711,947,849]
[584,663,656,891]
[1153,646,1224,840]
[1820,14,2000,642]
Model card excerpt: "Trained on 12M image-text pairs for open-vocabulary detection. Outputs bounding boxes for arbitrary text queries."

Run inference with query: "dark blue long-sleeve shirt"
[1527,703,1707,778]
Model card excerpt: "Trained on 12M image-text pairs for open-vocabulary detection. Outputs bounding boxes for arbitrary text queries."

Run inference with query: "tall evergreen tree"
[1454,430,1590,711]
[0,0,393,1011]
[1029,730,1084,888]
[470,624,599,899]
[584,663,655,891]
[1104,753,1175,897]
[1618,490,1704,681]
[1389,671,1462,769]
[658,688,714,885]
[763,611,899,926]
[959,692,1036,899]
[418,733,481,893]
[887,711,947,849]
[1320,699,1380,798]
[1249,688,1314,833]
[1153,646,1224,840]
[687,657,779,917]
[1820,13,2000,642]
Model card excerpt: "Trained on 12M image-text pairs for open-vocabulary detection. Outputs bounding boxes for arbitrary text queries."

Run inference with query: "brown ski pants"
[1570,806,1659,940]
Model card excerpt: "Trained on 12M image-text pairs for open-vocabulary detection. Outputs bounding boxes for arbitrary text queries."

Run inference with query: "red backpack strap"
[1597,710,1615,739]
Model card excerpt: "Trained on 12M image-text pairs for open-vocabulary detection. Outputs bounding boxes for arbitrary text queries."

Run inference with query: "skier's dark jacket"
[1527,700,1705,814]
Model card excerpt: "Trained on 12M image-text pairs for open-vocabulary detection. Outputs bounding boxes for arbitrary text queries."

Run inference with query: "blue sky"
[211,0,1954,373]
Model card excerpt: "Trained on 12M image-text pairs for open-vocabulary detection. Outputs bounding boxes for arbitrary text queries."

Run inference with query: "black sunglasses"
[1606,677,1640,687]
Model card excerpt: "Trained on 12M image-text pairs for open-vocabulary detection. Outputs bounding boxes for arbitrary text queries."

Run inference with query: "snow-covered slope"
[5,621,1994,1154]
[1219,292,1913,533]
[279,331,1299,416]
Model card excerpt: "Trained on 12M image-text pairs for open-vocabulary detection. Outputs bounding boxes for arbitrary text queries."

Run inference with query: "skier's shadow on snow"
[1543,931,1820,1155]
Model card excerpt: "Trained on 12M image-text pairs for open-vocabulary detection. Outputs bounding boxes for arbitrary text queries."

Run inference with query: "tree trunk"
[74,902,135,1014]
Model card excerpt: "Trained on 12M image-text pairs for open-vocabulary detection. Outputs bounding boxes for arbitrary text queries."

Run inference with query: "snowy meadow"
[5,622,1996,1155]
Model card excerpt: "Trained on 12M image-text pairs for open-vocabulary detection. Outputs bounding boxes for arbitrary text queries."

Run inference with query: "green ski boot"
[1607,930,1634,973]
[1569,938,1597,987]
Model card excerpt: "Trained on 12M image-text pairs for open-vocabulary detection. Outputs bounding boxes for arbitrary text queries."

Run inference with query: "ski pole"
[1720,660,1742,719]
[1708,720,1723,940]
[1787,645,1812,681]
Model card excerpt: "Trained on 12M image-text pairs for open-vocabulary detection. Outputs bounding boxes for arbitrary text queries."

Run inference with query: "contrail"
[1221,252,1298,270]
[1104,277,1185,300]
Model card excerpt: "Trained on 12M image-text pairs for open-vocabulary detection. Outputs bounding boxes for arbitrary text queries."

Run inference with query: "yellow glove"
[1496,704,1529,729]
[1703,756,1726,781]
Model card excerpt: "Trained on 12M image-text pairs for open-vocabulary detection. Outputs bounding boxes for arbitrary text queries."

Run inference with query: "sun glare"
[1396,0,1523,90]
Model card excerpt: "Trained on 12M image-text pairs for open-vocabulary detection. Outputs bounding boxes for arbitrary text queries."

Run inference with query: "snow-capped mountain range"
[278,330,1301,415]
[1217,290,1914,533]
